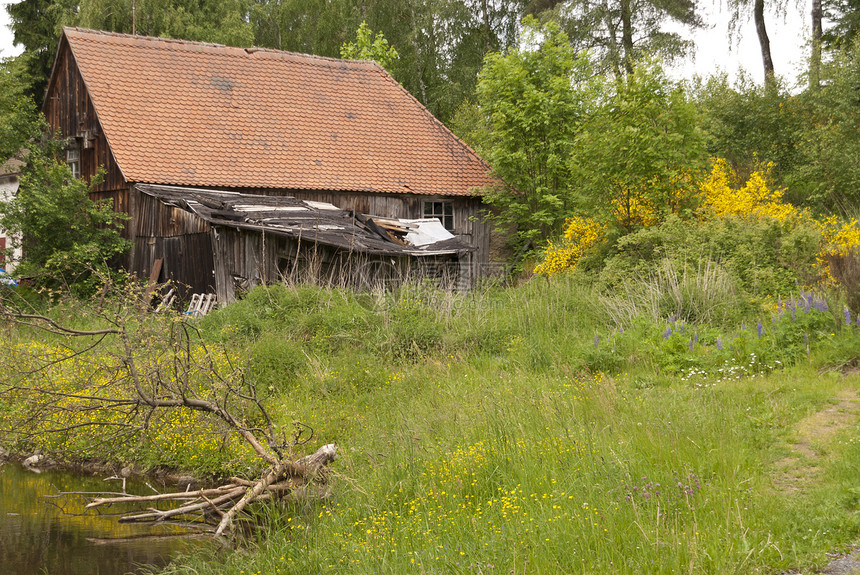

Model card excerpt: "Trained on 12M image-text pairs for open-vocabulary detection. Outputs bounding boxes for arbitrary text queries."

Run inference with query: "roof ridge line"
[62,26,379,68]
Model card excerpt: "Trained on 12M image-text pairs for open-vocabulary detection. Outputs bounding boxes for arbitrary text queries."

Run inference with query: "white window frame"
[65,148,80,179]
[423,200,454,231]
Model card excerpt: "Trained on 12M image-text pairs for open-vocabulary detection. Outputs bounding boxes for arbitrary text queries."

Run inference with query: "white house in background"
[0,159,23,272]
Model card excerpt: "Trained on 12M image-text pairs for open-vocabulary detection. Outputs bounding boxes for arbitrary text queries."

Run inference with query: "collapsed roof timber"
[135,185,475,303]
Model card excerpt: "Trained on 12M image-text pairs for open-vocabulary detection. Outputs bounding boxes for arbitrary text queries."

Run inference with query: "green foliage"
[0,57,41,162]
[786,40,860,213]
[0,130,130,292]
[571,63,708,232]
[537,0,702,77]
[693,74,802,192]
[824,0,860,49]
[340,20,399,70]
[475,16,598,247]
[4,0,75,99]
[598,214,822,300]
[246,336,306,395]
[73,0,255,47]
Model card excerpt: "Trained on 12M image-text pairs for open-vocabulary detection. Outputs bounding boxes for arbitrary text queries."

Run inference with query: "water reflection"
[0,463,208,575]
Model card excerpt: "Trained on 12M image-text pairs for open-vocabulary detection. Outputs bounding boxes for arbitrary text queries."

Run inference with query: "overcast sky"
[0,0,812,87]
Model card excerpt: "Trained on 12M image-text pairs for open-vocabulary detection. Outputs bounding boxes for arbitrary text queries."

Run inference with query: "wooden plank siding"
[129,187,214,297]
[43,37,128,197]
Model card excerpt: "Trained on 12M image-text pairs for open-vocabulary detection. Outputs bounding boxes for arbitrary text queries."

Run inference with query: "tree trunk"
[754,0,775,87]
[408,1,429,105]
[620,0,634,76]
[481,0,492,51]
[810,0,823,89]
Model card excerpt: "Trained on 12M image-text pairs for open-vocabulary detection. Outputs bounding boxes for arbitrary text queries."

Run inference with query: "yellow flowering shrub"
[535,158,860,284]
[816,216,860,284]
[609,191,660,230]
[533,216,605,276]
[699,159,797,223]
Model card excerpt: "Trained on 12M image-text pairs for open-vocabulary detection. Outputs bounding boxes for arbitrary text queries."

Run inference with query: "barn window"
[65,148,80,179]
[423,200,454,231]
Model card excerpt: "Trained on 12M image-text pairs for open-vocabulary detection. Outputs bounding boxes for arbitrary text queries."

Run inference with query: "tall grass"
[3,268,859,575]
[600,258,741,328]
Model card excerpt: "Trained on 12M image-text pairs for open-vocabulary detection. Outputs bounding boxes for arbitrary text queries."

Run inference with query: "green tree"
[5,0,76,101]
[570,63,708,233]
[534,0,702,77]
[340,20,399,70]
[0,56,41,163]
[787,40,860,213]
[0,85,129,290]
[693,74,802,195]
[73,0,255,46]
[474,16,598,247]
[824,0,860,48]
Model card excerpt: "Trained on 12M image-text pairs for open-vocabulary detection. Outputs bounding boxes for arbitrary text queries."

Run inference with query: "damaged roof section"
[134,184,475,257]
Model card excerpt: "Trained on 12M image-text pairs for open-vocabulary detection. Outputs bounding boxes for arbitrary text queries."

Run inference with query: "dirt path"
[774,388,860,493]
[774,386,860,574]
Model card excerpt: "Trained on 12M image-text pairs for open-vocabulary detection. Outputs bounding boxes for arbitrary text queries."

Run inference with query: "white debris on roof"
[234,205,309,212]
[400,219,455,247]
[304,200,341,210]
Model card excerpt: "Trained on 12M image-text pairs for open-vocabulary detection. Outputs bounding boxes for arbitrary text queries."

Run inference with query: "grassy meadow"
[1,272,859,575]
[189,279,859,575]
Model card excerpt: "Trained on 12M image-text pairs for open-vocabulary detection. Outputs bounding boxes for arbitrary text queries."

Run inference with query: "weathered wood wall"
[130,189,216,298]
[42,37,128,198]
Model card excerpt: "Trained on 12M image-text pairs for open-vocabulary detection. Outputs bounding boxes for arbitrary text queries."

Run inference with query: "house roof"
[60,28,495,196]
[0,158,24,177]
[134,184,474,257]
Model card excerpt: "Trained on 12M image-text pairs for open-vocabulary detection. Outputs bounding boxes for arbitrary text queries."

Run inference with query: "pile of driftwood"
[84,444,337,536]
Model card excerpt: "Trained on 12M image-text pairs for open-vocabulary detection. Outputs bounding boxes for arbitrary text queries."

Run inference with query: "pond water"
[0,463,209,575]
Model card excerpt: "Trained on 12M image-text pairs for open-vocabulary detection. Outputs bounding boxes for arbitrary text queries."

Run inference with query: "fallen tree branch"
[81,443,338,533]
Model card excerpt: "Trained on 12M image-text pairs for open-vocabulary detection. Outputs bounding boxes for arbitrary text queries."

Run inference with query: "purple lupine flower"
[668,314,676,324]
[741,321,746,331]
[757,320,763,338]
[845,308,852,326]
[663,327,671,339]
[716,337,723,351]
[679,324,685,335]
[791,305,796,320]
[688,339,694,352]
[595,333,600,349]
[694,332,698,344]
[856,316,860,328]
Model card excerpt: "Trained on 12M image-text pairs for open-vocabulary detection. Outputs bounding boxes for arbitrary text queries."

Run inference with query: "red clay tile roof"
[62,27,494,196]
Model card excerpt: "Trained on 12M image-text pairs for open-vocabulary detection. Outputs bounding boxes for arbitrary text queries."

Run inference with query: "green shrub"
[246,336,306,394]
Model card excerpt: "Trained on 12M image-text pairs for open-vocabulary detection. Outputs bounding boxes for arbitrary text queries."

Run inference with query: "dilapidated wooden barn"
[134,184,473,302]
[42,27,503,300]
